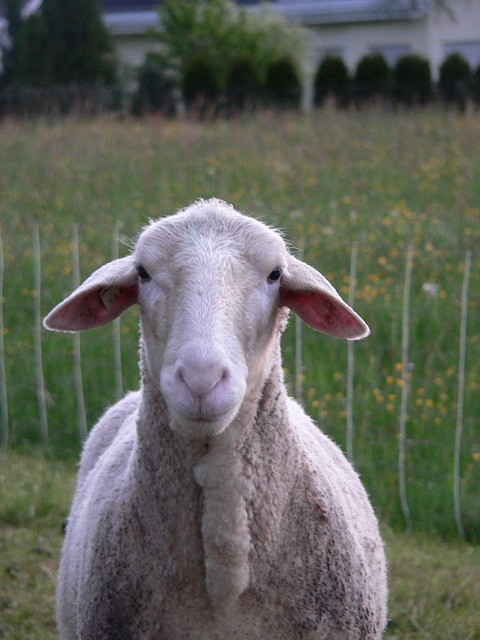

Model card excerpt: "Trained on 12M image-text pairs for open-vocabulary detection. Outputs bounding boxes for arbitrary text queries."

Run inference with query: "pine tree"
[1,0,22,86]
[17,0,115,85]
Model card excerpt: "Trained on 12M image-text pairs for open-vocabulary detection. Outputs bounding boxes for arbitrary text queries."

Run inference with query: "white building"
[98,0,480,80]
[2,0,480,84]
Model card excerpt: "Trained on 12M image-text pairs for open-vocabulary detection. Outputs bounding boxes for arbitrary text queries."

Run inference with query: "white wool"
[45,198,387,639]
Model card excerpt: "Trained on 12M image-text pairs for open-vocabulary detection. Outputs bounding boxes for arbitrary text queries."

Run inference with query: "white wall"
[310,18,430,73]
[115,35,161,71]
[426,1,480,75]
[304,2,480,79]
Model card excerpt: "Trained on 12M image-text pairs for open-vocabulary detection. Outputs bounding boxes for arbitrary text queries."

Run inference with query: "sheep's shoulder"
[287,397,364,493]
[244,398,384,637]
[76,390,141,488]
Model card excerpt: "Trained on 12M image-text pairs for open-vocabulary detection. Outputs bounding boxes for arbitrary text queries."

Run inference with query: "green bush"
[265,57,301,109]
[314,55,350,108]
[393,54,433,106]
[439,52,471,110]
[181,55,220,115]
[226,56,262,112]
[353,53,390,103]
[155,0,307,109]
[131,53,176,116]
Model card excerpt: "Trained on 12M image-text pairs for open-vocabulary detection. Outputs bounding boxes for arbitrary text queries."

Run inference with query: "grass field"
[0,109,479,545]
[1,452,479,639]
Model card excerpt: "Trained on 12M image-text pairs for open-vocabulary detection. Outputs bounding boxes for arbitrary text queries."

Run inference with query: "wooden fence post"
[453,250,472,540]
[294,243,304,405]
[399,244,413,531]
[0,225,8,448]
[112,222,124,402]
[72,225,88,442]
[32,223,48,440]
[346,241,358,463]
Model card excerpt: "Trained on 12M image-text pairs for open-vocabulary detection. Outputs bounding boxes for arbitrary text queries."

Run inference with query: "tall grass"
[0,110,479,540]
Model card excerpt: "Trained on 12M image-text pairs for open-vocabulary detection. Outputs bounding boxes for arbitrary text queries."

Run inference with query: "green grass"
[384,527,480,640]
[0,452,75,639]
[0,109,479,541]
[0,452,479,639]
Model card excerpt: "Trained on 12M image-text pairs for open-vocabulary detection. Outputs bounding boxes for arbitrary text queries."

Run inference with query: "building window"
[314,47,344,67]
[370,45,412,66]
[443,42,480,69]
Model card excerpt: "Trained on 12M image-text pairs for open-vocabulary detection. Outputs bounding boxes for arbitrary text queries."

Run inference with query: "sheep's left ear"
[280,255,370,340]
[43,256,138,332]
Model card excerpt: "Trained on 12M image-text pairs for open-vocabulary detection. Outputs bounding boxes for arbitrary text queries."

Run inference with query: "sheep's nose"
[176,362,229,400]
[160,347,247,433]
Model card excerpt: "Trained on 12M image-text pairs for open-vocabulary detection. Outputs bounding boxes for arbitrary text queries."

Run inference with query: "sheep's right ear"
[280,255,370,340]
[43,256,138,332]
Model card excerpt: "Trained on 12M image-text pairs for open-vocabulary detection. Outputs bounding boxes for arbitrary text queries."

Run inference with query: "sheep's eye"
[267,267,282,284]
[137,265,151,281]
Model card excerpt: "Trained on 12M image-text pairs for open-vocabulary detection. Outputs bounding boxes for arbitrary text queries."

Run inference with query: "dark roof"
[99,0,430,23]
[99,0,281,10]
[100,0,158,12]
[245,1,430,25]
[1,0,431,25]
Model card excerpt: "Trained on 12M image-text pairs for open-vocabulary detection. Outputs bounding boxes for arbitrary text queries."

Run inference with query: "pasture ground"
[0,452,479,639]
[0,109,479,637]
[1,110,479,539]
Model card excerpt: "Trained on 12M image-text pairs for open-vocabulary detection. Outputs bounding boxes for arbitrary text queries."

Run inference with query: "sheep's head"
[44,199,369,437]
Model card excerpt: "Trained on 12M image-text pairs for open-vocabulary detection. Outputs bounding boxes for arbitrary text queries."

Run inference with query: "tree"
[156,0,235,85]
[153,0,308,95]
[16,0,115,85]
[1,0,22,86]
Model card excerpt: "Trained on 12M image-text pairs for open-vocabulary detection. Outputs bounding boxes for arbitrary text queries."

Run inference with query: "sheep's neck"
[136,348,299,616]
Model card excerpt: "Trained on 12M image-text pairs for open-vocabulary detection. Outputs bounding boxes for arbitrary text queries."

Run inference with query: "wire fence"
[0,223,477,540]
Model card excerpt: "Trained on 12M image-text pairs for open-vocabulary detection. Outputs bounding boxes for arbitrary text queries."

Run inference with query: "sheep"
[44,198,387,640]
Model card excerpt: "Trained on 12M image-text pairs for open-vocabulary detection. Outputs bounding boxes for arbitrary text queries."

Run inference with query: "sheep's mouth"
[169,407,239,438]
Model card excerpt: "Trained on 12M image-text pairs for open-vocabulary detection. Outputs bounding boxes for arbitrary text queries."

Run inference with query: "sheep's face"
[135,203,288,437]
[43,199,369,439]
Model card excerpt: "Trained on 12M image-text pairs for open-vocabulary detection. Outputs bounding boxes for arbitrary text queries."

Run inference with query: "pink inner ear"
[46,283,138,331]
[280,289,368,339]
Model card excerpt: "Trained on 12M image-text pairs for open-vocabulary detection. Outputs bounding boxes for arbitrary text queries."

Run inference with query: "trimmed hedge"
[265,57,301,109]
[131,53,176,116]
[393,54,433,106]
[439,52,472,111]
[353,53,390,103]
[314,55,350,108]
[226,56,262,112]
[182,55,220,115]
